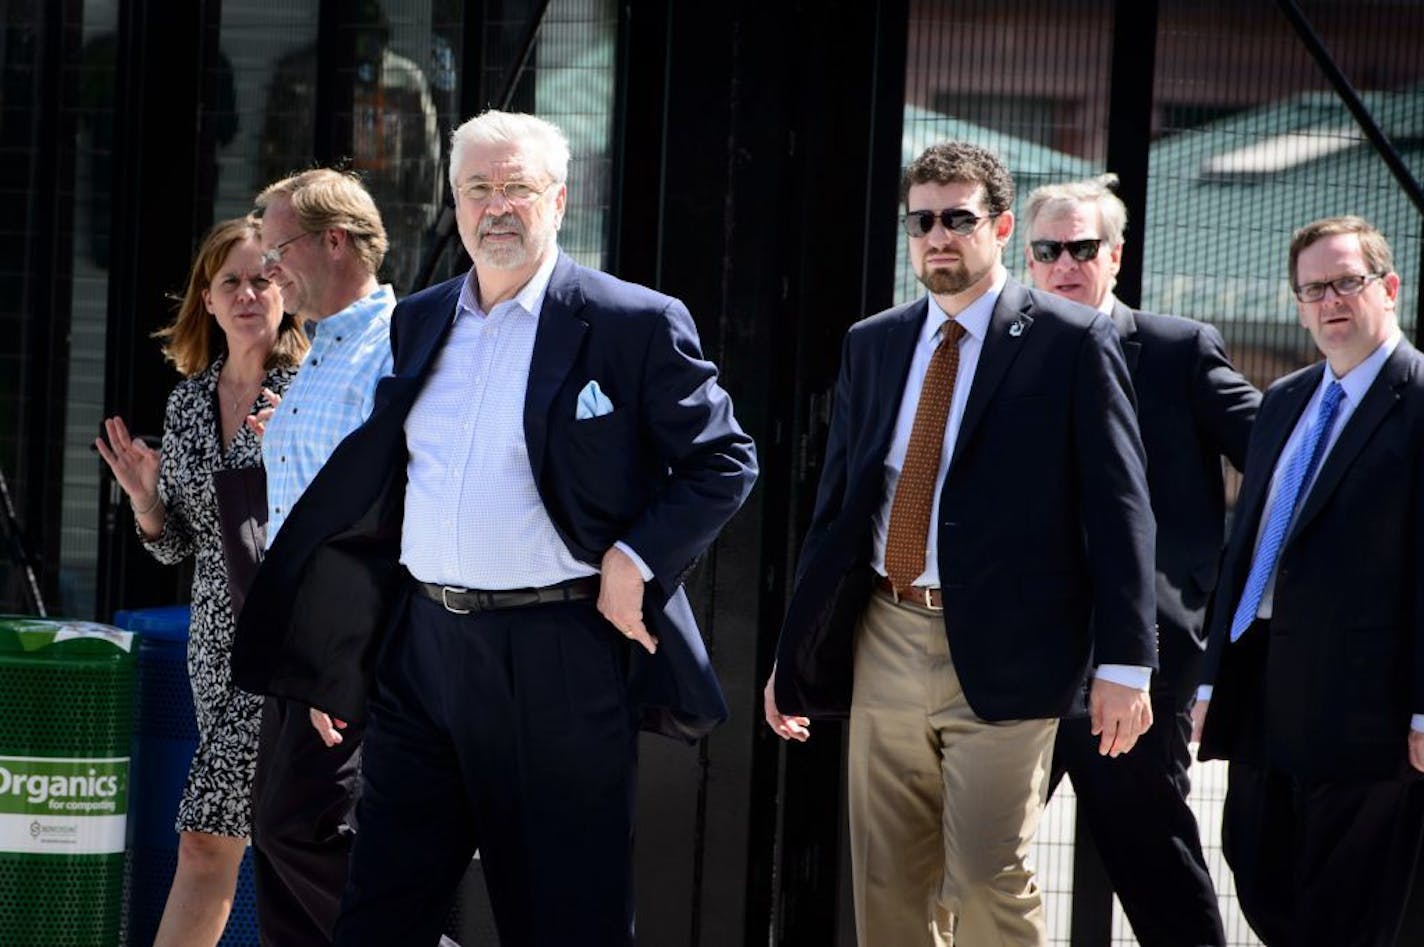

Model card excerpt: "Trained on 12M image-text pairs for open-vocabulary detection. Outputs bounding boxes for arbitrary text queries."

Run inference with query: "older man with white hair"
[235,110,757,947]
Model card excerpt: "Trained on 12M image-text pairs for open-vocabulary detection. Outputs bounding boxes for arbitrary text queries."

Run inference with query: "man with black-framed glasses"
[765,142,1158,946]
[1023,174,1259,947]
[1194,216,1424,945]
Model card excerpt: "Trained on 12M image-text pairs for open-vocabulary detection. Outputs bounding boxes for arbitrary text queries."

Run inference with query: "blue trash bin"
[115,606,258,946]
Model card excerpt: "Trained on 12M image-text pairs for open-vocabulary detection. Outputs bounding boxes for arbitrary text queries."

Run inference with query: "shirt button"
[280,456,286,463]
[275,506,282,514]
[311,359,319,367]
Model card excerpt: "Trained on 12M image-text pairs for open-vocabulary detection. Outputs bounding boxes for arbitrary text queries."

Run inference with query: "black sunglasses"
[902,208,991,238]
[1029,238,1104,264]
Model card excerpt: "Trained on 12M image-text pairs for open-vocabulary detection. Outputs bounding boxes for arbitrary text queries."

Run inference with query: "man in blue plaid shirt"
[246,168,396,947]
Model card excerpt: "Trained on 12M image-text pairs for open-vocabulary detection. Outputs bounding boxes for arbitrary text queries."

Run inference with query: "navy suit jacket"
[1199,339,1424,780]
[774,278,1158,723]
[232,253,758,742]
[1111,303,1259,661]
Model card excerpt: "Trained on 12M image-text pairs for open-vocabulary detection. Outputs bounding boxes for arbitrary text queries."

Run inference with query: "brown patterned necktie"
[884,319,967,594]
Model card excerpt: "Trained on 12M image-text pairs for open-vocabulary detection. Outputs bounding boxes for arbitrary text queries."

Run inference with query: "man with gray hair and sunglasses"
[1023,174,1259,947]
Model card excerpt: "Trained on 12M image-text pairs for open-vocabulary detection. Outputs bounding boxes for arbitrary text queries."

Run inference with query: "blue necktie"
[1228,381,1345,642]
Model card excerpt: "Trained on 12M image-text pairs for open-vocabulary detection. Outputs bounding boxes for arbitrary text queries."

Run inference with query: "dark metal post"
[1104,0,1159,311]
[98,0,210,619]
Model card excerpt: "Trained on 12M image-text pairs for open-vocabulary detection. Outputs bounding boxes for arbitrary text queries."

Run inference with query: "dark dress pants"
[332,593,638,947]
[252,695,364,946]
[1049,633,1225,947]
[1223,762,1424,946]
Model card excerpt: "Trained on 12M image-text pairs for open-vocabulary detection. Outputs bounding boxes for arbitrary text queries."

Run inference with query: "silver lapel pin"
[1008,319,1025,337]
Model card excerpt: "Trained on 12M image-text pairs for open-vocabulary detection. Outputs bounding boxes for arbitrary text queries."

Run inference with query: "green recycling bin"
[0,616,136,946]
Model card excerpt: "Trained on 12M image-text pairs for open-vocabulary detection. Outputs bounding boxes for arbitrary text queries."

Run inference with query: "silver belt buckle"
[441,585,472,615]
[921,587,940,611]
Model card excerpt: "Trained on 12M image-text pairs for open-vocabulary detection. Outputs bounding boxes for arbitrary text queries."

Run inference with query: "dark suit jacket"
[1199,340,1424,780]
[774,278,1157,723]
[1111,303,1259,663]
[232,253,758,742]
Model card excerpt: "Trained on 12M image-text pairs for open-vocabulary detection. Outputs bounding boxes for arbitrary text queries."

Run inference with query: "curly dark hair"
[901,141,1015,215]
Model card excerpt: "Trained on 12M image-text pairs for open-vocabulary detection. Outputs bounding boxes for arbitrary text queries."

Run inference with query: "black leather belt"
[413,576,600,615]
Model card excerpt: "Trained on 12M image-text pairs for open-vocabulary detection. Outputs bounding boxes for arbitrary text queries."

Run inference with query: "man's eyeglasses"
[1293,272,1384,303]
[1029,239,1104,264]
[260,231,316,268]
[902,208,993,238]
[457,180,554,205]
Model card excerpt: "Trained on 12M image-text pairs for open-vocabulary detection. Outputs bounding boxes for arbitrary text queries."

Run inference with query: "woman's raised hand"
[95,416,160,510]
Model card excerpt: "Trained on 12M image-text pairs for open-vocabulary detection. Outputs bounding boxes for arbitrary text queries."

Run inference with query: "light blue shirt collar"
[311,284,395,341]
[456,247,561,322]
[1325,330,1402,404]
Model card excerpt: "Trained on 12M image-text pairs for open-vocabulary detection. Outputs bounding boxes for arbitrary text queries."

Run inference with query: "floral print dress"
[139,355,295,836]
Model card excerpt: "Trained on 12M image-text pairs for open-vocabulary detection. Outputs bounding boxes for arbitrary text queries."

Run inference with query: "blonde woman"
[96,216,308,946]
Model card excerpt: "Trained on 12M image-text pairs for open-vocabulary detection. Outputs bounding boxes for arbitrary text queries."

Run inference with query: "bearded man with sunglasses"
[1023,175,1259,947]
[1193,216,1424,946]
[765,142,1158,946]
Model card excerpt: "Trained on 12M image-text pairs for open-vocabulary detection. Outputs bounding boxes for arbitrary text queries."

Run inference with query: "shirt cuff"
[1412,714,1424,734]
[1094,664,1151,691]
[1196,685,1213,703]
[613,541,653,582]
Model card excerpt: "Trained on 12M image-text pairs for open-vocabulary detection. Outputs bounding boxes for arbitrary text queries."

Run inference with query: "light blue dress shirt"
[1199,333,1422,730]
[263,285,395,546]
[399,252,649,589]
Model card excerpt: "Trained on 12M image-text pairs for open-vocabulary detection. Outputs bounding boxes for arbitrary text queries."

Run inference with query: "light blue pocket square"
[575,380,616,420]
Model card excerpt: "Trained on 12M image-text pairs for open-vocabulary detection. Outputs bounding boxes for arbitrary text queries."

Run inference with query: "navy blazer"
[232,254,758,742]
[774,278,1158,722]
[1200,340,1424,780]
[1111,303,1259,655]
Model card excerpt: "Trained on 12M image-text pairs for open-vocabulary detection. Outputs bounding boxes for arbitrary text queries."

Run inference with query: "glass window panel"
[57,0,121,617]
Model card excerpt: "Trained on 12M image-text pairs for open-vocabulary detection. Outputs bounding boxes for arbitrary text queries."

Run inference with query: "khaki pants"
[848,591,1056,947]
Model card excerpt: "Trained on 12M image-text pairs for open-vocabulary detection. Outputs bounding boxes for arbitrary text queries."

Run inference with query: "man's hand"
[1410,731,1424,774]
[598,546,657,654]
[1089,677,1153,757]
[309,708,347,748]
[1190,699,1209,745]
[763,670,811,742]
[245,387,282,438]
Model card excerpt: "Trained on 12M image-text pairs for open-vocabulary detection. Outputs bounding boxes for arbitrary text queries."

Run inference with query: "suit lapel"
[1111,301,1141,376]
[949,281,1033,473]
[1289,344,1416,541]
[401,279,463,379]
[524,254,590,482]
[864,300,929,467]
